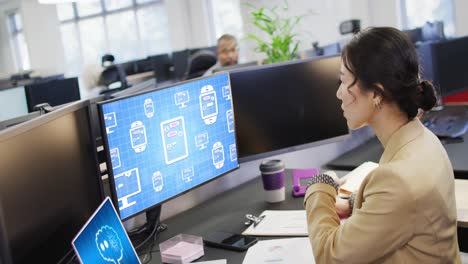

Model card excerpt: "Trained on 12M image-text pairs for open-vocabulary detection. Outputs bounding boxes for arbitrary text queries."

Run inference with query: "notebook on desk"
[242,210,309,236]
[72,197,141,264]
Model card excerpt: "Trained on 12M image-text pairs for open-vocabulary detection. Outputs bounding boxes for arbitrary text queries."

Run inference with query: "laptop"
[72,197,141,264]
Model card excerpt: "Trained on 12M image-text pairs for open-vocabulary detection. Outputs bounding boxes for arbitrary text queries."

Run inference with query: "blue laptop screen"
[72,198,140,264]
[100,73,239,219]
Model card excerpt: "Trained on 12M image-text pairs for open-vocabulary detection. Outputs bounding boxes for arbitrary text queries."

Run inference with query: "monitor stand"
[128,205,166,251]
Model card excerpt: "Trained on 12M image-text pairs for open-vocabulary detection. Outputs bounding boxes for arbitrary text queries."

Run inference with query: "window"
[209,0,244,41]
[401,0,455,37]
[57,0,170,76]
[6,11,31,71]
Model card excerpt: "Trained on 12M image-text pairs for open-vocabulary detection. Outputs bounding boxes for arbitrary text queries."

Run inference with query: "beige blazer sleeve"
[304,165,415,263]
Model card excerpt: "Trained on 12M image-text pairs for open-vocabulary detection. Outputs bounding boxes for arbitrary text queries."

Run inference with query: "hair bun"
[418,80,437,111]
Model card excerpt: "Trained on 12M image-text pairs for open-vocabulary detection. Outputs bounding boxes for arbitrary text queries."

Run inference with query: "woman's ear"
[372,83,385,108]
[373,83,385,99]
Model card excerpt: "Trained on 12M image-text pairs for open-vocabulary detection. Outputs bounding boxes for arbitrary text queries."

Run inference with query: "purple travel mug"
[259,160,286,203]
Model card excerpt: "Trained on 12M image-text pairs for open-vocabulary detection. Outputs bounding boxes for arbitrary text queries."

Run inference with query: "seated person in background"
[304,27,460,263]
[203,34,239,76]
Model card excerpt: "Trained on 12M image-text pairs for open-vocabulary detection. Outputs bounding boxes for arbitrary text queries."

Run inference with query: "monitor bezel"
[98,73,240,220]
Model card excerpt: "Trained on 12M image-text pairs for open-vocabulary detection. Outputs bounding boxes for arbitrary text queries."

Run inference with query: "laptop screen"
[72,197,140,264]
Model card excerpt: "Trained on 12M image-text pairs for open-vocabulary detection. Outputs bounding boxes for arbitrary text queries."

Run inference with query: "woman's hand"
[335,197,351,219]
[323,171,351,218]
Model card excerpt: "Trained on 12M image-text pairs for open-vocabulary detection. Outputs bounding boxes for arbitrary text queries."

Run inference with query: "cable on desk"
[136,222,167,264]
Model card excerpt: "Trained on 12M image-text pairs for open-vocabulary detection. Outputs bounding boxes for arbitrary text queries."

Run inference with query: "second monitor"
[229,55,348,161]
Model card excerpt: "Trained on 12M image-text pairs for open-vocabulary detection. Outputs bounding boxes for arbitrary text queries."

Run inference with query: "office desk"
[127,71,154,86]
[152,170,305,263]
[149,170,468,263]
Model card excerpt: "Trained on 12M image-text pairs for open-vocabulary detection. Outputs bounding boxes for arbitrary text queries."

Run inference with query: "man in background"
[203,34,239,76]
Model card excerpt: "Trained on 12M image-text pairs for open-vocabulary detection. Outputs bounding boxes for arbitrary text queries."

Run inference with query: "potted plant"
[245,1,305,64]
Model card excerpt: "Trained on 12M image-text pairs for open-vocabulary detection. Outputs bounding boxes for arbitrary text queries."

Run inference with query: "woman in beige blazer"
[304,27,461,263]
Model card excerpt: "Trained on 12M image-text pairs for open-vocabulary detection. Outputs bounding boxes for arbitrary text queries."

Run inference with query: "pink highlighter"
[292,168,320,197]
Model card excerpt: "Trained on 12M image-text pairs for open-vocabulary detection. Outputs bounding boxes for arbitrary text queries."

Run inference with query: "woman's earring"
[374,101,382,109]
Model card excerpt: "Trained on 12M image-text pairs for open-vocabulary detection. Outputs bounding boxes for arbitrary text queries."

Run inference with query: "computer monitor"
[172,49,191,80]
[431,36,468,96]
[149,54,172,83]
[99,73,239,220]
[0,100,103,263]
[0,86,28,122]
[25,77,81,112]
[229,55,349,161]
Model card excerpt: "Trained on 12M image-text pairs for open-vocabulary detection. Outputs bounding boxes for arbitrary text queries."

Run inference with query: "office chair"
[185,50,217,80]
[99,64,128,90]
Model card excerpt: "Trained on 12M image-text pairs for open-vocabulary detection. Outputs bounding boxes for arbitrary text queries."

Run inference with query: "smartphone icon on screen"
[129,121,147,153]
[199,85,218,125]
[160,116,189,164]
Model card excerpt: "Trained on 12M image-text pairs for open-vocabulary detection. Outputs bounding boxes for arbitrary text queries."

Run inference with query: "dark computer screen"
[0,100,103,264]
[172,49,191,80]
[432,36,468,96]
[149,54,172,83]
[99,73,239,220]
[229,55,348,161]
[24,77,81,112]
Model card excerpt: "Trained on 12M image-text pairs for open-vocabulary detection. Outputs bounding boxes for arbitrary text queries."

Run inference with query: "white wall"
[20,0,64,75]
[367,0,401,28]
[454,0,468,37]
[166,0,215,51]
[0,0,64,75]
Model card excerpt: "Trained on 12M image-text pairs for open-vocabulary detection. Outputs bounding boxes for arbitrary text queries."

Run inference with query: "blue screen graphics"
[101,73,239,219]
[72,198,140,264]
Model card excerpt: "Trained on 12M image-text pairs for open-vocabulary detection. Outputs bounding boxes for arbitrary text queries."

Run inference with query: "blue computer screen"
[72,197,140,264]
[100,73,239,219]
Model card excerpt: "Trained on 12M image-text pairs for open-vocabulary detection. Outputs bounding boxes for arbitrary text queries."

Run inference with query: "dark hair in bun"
[341,27,437,119]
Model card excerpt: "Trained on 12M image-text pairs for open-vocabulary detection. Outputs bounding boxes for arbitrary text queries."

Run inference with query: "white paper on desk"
[194,260,227,264]
[242,210,308,236]
[242,238,314,264]
[339,161,379,194]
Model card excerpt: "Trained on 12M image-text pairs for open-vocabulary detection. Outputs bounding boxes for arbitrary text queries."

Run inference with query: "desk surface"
[152,170,304,263]
[126,71,154,85]
[149,170,468,263]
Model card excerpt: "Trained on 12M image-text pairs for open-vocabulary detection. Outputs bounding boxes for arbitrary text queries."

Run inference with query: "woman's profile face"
[336,61,375,130]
